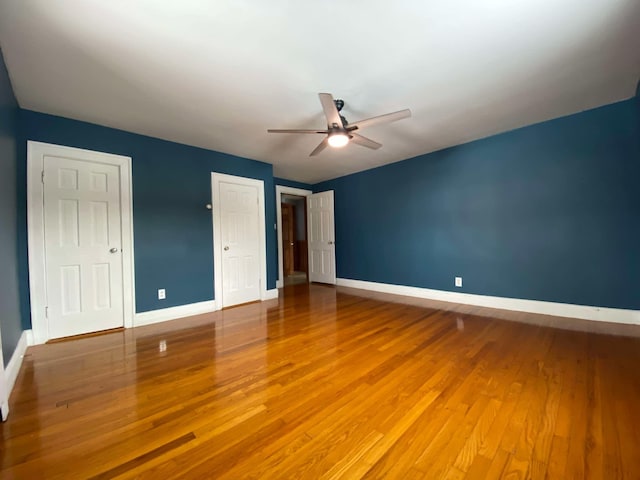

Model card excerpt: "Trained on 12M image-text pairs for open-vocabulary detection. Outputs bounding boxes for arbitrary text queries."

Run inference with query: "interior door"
[0,327,7,421]
[307,190,336,284]
[43,155,124,339]
[281,203,295,275]
[220,181,261,307]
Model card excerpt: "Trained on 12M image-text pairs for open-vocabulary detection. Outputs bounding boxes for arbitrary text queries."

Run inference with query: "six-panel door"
[43,155,124,339]
[307,190,336,284]
[219,181,261,307]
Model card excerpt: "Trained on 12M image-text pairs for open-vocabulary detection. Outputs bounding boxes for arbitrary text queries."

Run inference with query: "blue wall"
[0,49,23,365]
[17,111,277,328]
[10,93,640,336]
[315,98,640,310]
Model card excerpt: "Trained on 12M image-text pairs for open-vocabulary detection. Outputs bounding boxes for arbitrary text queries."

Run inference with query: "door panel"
[220,181,261,307]
[307,190,336,284]
[44,155,124,339]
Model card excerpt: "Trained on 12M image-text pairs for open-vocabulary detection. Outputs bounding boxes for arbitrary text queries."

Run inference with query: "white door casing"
[307,190,336,285]
[28,142,135,344]
[275,185,312,288]
[212,173,267,309]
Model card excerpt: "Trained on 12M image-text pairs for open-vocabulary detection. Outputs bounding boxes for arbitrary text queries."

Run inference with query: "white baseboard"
[276,280,283,288]
[337,278,640,325]
[5,329,33,403]
[134,300,217,327]
[263,288,279,300]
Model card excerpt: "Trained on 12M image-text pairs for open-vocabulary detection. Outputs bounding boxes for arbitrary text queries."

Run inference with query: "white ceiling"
[1,1,639,184]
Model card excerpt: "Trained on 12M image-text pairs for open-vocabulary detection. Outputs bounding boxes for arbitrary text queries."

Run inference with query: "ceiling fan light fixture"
[267,93,411,156]
[328,132,349,148]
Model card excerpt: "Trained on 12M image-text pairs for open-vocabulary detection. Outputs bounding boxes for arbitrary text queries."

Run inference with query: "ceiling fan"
[267,93,411,156]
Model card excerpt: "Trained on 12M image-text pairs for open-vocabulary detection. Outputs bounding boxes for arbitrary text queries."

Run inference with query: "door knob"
[109,247,118,253]
[290,242,294,246]
[224,246,229,251]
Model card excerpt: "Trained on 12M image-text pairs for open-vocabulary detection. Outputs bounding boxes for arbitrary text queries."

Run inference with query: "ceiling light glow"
[328,132,349,148]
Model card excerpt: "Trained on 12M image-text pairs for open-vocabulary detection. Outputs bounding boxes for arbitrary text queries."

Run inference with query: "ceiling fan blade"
[267,129,327,134]
[348,109,411,131]
[350,133,382,150]
[309,137,329,156]
[318,93,343,128]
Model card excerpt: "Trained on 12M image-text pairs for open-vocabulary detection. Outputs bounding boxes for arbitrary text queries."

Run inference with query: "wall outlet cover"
[455,277,463,288]
[158,288,166,300]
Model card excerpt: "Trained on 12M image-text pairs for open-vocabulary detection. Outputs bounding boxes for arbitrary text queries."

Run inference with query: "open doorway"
[281,194,307,285]
[276,185,312,288]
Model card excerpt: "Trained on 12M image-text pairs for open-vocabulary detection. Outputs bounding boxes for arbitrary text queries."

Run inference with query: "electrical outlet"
[158,288,166,300]
[455,277,463,288]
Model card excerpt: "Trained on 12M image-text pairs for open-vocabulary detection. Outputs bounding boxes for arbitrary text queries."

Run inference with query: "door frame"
[211,172,267,309]
[27,141,135,344]
[275,185,312,288]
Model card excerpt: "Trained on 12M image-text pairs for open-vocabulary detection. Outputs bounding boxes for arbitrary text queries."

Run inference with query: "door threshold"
[309,282,336,288]
[46,327,125,344]
[222,300,261,310]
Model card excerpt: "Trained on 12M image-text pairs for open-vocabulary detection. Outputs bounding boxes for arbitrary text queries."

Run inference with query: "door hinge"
[41,171,45,183]
[45,306,49,318]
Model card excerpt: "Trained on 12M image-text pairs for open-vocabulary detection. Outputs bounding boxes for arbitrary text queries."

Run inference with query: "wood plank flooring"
[2,284,640,479]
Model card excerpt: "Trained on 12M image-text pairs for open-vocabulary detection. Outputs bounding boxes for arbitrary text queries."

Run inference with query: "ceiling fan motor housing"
[334,99,349,127]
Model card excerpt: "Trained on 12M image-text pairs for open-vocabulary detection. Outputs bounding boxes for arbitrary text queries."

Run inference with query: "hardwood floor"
[2,284,640,479]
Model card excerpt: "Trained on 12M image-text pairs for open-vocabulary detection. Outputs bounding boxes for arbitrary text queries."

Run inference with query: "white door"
[307,190,336,284]
[219,181,261,307]
[43,155,124,339]
[0,328,8,420]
